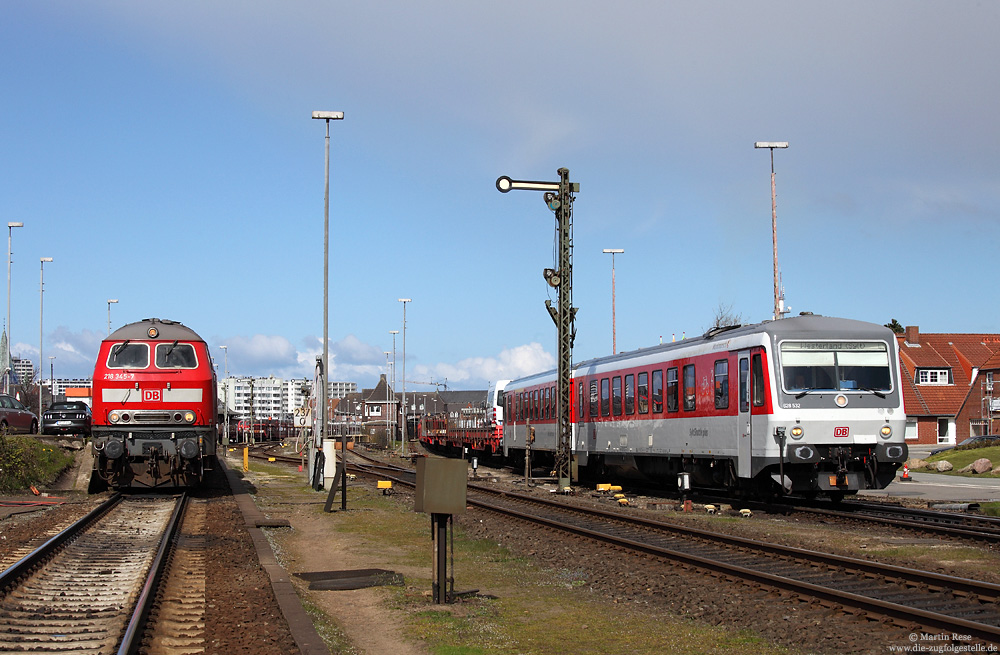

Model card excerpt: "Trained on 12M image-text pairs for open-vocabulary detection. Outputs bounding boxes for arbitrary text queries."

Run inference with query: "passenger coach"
[90,318,218,491]
[501,315,908,499]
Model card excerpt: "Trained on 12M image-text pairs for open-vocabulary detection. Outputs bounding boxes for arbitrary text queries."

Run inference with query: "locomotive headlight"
[109,411,121,423]
[880,424,893,438]
[183,411,196,423]
[790,426,804,439]
[835,394,849,408]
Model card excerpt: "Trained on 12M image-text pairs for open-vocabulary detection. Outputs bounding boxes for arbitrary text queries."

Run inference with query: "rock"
[906,458,928,470]
[933,460,953,472]
[991,466,1000,476]
[970,458,993,474]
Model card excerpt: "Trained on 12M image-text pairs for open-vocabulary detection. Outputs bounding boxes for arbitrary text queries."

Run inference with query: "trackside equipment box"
[414,457,467,515]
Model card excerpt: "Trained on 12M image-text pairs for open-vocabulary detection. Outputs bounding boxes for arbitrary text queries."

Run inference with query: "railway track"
[341,453,1000,645]
[0,493,186,654]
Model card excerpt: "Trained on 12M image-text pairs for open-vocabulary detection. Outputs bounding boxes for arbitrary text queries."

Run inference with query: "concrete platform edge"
[219,456,331,655]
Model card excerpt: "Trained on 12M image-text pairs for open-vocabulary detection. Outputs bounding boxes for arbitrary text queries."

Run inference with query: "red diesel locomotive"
[89,318,218,491]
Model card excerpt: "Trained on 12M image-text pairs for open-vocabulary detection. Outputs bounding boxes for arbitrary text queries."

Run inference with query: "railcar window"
[739,358,750,413]
[601,378,610,417]
[779,341,891,393]
[624,374,635,415]
[652,370,663,413]
[666,367,678,412]
[533,390,539,420]
[107,343,149,369]
[683,364,696,411]
[578,382,584,420]
[637,373,648,414]
[714,360,729,410]
[752,354,765,407]
[589,380,599,418]
[155,343,198,369]
[612,376,622,416]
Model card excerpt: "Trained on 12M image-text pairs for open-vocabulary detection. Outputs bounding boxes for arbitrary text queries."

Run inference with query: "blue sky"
[3,2,998,390]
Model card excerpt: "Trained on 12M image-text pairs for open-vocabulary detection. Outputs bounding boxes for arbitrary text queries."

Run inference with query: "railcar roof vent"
[703,324,742,339]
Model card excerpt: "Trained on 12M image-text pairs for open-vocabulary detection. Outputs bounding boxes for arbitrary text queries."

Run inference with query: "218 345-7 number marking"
[103,372,135,381]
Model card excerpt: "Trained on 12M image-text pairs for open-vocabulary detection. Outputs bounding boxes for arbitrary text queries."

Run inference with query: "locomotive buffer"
[497,170,579,490]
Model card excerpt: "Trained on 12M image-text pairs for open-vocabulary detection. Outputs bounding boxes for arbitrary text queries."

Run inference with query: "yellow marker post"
[243,447,249,472]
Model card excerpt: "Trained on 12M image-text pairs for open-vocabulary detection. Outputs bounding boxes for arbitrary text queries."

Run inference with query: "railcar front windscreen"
[779,341,891,393]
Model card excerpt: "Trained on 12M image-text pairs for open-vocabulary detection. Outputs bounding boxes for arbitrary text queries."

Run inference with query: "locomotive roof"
[513,315,895,385]
[106,318,206,342]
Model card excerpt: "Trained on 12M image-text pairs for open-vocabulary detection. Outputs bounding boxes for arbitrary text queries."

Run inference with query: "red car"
[0,393,38,434]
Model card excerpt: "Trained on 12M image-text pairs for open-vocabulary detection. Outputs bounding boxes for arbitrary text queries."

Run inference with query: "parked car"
[0,393,38,434]
[41,401,92,437]
[929,434,1000,456]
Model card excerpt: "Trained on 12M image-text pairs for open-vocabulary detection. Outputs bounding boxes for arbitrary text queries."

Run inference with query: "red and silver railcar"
[90,318,218,491]
[501,315,908,498]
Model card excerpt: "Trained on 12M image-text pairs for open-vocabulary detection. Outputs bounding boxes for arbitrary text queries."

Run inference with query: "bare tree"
[711,302,743,328]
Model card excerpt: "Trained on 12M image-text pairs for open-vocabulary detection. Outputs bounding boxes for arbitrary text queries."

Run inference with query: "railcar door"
[738,351,752,478]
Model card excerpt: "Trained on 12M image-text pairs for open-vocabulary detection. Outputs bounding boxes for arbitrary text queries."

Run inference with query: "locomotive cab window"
[156,342,198,369]
[751,353,765,407]
[779,341,891,394]
[107,343,149,369]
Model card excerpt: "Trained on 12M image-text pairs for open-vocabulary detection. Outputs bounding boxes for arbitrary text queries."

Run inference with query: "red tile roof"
[897,329,1000,417]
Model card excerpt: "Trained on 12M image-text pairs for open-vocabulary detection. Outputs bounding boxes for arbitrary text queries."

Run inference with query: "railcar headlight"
[184,411,196,423]
[109,411,121,423]
[880,425,893,438]
[835,394,849,408]
[790,426,804,439]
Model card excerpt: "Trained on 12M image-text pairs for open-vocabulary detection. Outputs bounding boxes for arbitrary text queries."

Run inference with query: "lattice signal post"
[496,168,579,490]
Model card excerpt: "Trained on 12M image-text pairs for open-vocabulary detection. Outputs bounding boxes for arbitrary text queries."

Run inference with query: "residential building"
[897,325,1000,446]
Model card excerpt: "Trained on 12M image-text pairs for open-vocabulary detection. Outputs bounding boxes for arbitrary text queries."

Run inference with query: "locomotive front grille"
[134,412,172,423]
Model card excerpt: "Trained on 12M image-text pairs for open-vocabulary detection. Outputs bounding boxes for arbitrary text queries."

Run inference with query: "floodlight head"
[312,111,344,120]
[7,222,23,228]
[603,249,624,254]
[40,257,53,263]
[108,299,118,304]
[754,142,789,149]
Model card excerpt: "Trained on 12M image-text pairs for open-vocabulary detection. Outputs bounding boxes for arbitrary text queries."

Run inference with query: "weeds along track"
[0,494,185,654]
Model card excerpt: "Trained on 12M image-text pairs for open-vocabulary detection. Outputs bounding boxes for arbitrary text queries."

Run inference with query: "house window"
[918,369,950,385]
[937,418,950,444]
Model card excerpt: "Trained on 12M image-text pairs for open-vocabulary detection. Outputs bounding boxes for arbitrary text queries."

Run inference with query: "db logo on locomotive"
[833,426,850,438]
[143,389,161,402]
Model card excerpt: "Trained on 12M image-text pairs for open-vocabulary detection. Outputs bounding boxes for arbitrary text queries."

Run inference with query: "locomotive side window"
[683,364,696,411]
[589,380,599,418]
[107,343,149,369]
[637,372,648,414]
[601,378,610,416]
[666,367,678,412]
[714,359,729,410]
[624,374,635,415]
[652,370,663,413]
[156,342,198,369]
[752,354,765,407]
[739,358,750,413]
[612,376,622,416]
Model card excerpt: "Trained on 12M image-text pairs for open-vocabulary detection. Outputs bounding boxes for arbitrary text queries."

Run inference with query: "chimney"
[905,325,919,345]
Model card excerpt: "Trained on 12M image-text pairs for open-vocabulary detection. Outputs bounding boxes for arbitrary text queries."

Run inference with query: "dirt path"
[242,465,429,655]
